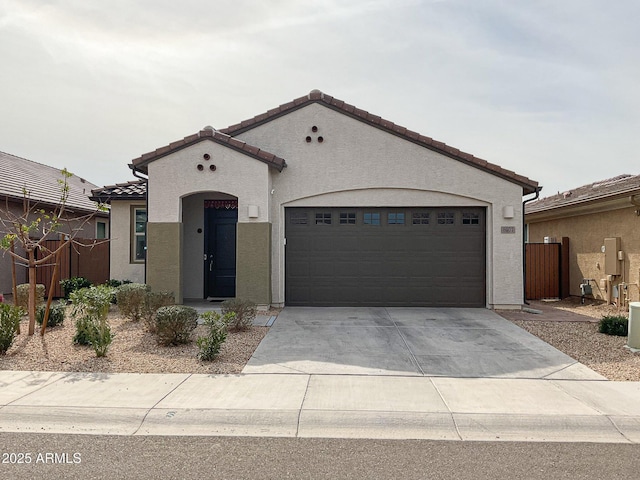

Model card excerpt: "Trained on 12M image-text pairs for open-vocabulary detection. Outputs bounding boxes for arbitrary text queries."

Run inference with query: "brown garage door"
[285,207,486,307]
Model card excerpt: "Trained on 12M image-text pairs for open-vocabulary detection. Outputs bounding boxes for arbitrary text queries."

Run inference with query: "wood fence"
[36,239,109,297]
[525,237,570,300]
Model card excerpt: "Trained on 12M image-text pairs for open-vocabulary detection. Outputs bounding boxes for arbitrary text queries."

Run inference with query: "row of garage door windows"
[289,211,481,226]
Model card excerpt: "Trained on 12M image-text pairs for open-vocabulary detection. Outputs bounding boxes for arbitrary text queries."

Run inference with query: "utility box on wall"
[604,237,621,275]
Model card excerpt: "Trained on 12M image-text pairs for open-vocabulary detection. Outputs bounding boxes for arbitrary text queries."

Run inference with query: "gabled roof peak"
[219,91,539,194]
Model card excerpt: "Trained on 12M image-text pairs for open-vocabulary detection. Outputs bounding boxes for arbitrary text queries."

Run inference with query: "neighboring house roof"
[0,150,105,214]
[526,174,640,218]
[130,127,287,173]
[90,180,147,203]
[219,89,539,195]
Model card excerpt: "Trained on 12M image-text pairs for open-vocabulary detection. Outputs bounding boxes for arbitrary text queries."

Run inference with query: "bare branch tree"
[0,169,107,335]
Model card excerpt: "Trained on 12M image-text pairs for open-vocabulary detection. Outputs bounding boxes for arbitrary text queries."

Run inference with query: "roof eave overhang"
[130,135,286,174]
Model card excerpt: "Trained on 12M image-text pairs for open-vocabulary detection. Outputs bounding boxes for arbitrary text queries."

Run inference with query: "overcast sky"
[1,0,638,198]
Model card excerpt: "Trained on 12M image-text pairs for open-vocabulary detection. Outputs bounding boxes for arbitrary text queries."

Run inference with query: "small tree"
[0,169,107,335]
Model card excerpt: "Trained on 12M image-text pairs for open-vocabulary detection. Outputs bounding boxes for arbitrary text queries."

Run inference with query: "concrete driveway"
[243,307,604,379]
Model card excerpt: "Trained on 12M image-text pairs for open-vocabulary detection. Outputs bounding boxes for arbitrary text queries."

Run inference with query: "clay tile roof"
[218,90,539,194]
[90,180,147,203]
[526,174,640,214]
[130,129,286,173]
[0,150,105,213]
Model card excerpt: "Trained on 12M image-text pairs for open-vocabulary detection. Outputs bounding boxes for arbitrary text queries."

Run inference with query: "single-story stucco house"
[526,174,640,305]
[0,151,109,295]
[91,90,539,309]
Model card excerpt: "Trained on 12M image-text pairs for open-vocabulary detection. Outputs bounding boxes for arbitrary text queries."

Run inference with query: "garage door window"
[412,212,430,225]
[462,213,480,225]
[315,213,332,225]
[363,212,381,225]
[437,212,455,225]
[339,212,356,225]
[388,213,405,224]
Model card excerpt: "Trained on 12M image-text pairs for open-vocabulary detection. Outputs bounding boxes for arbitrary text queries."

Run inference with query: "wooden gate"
[525,238,570,300]
[36,240,109,297]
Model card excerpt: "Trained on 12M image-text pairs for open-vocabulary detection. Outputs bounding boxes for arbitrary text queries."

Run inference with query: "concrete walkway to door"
[243,307,604,379]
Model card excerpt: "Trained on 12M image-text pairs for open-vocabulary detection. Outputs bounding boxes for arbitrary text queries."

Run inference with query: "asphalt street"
[2,433,640,480]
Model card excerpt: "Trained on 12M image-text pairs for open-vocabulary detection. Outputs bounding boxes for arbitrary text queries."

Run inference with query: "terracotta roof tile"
[219,90,539,194]
[130,129,286,173]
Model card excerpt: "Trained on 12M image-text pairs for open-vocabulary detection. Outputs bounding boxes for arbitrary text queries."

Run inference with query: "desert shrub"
[116,283,151,322]
[197,311,234,361]
[599,315,628,336]
[90,319,114,357]
[104,279,133,303]
[221,298,257,331]
[69,285,115,356]
[69,285,115,322]
[60,277,92,300]
[104,279,133,288]
[73,316,95,345]
[143,291,175,332]
[15,283,45,310]
[155,305,198,346]
[0,303,23,354]
[36,301,66,327]
[72,315,113,356]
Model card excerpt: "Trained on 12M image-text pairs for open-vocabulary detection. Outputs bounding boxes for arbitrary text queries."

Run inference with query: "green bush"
[72,315,114,356]
[197,311,234,361]
[116,283,150,322]
[599,315,629,336]
[143,291,175,332]
[69,285,115,323]
[90,319,114,357]
[60,277,92,300]
[73,316,95,345]
[0,303,23,354]
[69,285,115,356]
[36,301,66,327]
[221,298,257,331]
[155,305,198,346]
[104,279,133,303]
[104,279,133,288]
[15,283,45,310]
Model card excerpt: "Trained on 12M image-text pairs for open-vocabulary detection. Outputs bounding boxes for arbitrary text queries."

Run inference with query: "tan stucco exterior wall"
[236,103,526,308]
[108,200,145,284]
[527,205,640,303]
[146,222,182,303]
[236,222,271,304]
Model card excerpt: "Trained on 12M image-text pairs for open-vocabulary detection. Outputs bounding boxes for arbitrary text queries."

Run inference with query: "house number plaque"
[501,226,516,234]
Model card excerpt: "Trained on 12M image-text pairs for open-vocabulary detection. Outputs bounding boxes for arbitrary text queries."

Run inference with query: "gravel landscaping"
[498,298,640,381]
[0,304,267,374]
[2,297,639,380]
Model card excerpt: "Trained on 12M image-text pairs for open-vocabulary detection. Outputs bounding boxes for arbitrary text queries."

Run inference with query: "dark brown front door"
[285,207,486,307]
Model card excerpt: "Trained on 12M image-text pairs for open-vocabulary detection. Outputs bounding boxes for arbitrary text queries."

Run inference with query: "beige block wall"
[528,205,640,303]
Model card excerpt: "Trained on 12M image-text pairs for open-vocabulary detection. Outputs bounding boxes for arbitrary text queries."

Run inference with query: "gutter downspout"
[131,165,148,284]
[522,187,542,306]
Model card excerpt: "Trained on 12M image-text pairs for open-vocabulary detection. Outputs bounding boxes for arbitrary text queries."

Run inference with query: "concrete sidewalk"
[2,370,640,443]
